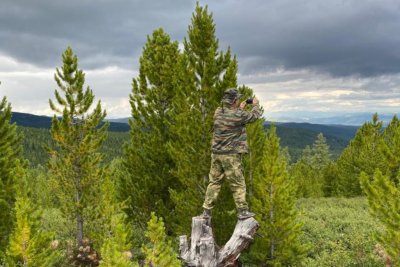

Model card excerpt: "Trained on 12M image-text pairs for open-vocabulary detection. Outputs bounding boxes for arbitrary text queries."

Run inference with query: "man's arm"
[237,97,263,124]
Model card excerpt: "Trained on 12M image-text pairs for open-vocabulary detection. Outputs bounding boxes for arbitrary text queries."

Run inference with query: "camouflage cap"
[222,88,241,105]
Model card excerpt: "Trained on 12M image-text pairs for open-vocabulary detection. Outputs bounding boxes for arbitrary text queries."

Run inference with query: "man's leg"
[223,154,248,210]
[224,154,255,219]
[202,154,224,212]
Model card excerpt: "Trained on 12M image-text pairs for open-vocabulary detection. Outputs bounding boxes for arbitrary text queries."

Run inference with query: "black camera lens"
[246,98,253,104]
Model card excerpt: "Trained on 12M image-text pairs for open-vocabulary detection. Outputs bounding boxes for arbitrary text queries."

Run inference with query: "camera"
[246,98,253,104]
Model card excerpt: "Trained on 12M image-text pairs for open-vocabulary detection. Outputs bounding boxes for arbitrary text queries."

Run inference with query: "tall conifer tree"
[168,3,238,240]
[292,133,331,197]
[337,114,385,196]
[242,104,266,208]
[361,115,400,262]
[0,96,22,253]
[121,28,181,229]
[291,156,321,198]
[250,126,308,266]
[48,47,108,246]
[311,133,331,168]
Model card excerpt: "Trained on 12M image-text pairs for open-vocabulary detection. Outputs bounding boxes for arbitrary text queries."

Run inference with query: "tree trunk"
[269,184,274,259]
[179,216,259,267]
[77,212,83,246]
[76,174,83,246]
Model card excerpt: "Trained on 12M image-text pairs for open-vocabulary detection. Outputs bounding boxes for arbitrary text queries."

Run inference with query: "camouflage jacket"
[211,104,262,154]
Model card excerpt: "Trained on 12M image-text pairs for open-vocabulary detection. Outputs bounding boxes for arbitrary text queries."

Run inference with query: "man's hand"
[239,100,247,110]
[253,97,259,105]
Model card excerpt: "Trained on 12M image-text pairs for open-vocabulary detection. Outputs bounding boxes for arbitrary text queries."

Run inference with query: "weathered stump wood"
[179,216,259,267]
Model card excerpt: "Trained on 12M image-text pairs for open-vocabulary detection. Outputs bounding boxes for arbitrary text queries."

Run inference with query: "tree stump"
[179,216,259,267]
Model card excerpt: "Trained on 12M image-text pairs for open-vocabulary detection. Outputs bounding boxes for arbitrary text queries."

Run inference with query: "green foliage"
[122,28,181,231]
[17,127,52,167]
[48,46,108,247]
[100,131,129,163]
[291,133,332,198]
[24,167,75,250]
[168,2,238,242]
[166,52,209,236]
[336,114,385,196]
[24,167,56,209]
[299,197,384,266]
[380,115,400,180]
[361,115,400,264]
[322,161,341,197]
[95,160,136,267]
[16,121,353,169]
[99,214,137,267]
[249,125,308,266]
[291,146,322,198]
[94,161,127,245]
[6,169,62,267]
[243,117,267,210]
[311,133,331,168]
[18,126,128,167]
[6,196,61,267]
[0,97,22,252]
[271,125,350,162]
[141,213,180,267]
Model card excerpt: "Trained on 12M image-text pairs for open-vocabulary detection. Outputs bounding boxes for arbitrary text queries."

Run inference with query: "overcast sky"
[0,0,399,121]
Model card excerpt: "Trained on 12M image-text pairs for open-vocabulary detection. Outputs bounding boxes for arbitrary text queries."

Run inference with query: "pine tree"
[96,161,136,266]
[323,161,340,197]
[291,133,332,198]
[380,115,400,180]
[360,115,400,262]
[337,114,385,196]
[250,125,308,266]
[291,146,322,198]
[6,167,61,267]
[311,133,331,169]
[243,116,267,209]
[167,2,238,241]
[48,47,108,247]
[0,96,22,253]
[121,28,181,230]
[7,197,61,266]
[291,159,320,198]
[99,214,137,267]
[141,213,180,267]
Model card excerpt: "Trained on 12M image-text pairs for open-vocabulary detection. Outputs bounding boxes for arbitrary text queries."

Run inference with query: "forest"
[14,120,353,167]
[1,3,400,267]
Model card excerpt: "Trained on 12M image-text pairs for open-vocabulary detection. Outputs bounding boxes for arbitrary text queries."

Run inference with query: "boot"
[200,208,211,219]
[237,209,255,220]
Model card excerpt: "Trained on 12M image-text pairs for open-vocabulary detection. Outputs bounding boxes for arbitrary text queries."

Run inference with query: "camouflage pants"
[203,153,248,210]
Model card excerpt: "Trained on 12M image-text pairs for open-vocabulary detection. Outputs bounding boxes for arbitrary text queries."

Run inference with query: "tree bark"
[179,216,259,267]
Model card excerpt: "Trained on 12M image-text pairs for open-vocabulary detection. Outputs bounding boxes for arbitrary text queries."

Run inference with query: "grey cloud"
[0,0,193,69]
[337,91,400,101]
[1,0,400,77]
[203,0,400,77]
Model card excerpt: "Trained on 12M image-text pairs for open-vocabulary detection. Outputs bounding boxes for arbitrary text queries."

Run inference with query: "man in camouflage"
[202,88,262,220]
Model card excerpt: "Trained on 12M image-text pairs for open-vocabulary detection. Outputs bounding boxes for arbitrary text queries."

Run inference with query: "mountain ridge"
[11,112,360,162]
[11,112,130,132]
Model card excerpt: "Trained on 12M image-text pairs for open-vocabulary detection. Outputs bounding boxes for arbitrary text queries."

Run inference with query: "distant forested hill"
[11,112,129,132]
[265,122,358,160]
[13,112,357,166]
[269,122,358,140]
[18,126,129,166]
